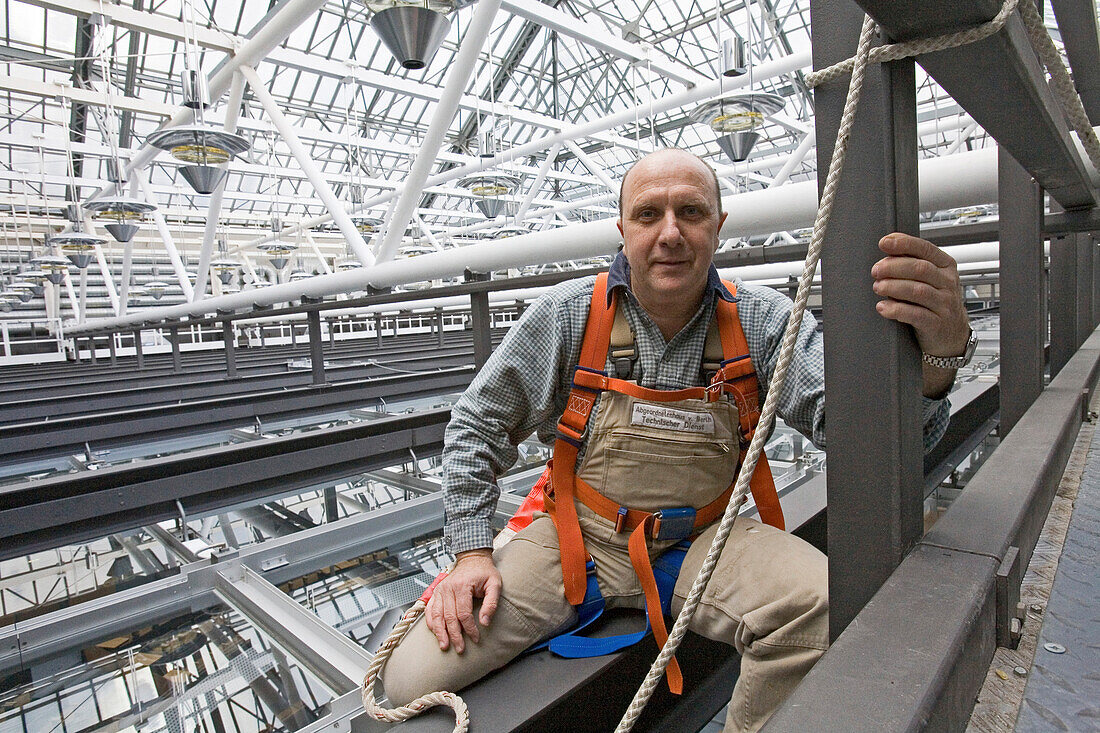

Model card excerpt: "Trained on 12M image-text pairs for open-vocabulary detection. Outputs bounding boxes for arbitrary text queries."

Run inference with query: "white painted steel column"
[119,241,133,316]
[240,253,259,282]
[516,141,561,220]
[77,269,88,324]
[413,214,443,251]
[93,245,120,314]
[134,169,195,301]
[62,271,79,321]
[233,51,811,253]
[768,130,816,188]
[564,140,618,190]
[194,71,246,300]
[304,232,332,274]
[374,0,504,263]
[92,0,329,202]
[239,65,374,267]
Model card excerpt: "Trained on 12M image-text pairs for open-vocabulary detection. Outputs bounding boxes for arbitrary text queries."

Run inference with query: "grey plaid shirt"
[442,254,951,554]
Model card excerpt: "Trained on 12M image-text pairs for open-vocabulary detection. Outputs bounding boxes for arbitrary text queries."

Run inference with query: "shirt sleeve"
[441,290,579,554]
[735,282,951,453]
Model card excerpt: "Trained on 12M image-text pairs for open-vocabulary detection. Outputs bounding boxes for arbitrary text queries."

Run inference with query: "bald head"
[618,149,722,219]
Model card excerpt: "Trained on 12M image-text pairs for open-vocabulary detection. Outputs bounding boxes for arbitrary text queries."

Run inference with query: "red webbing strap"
[505,466,550,535]
[572,369,722,404]
[715,281,785,531]
[548,273,616,605]
[628,522,683,694]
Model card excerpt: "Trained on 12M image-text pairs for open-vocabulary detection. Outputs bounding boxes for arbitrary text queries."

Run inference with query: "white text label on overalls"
[630,403,716,434]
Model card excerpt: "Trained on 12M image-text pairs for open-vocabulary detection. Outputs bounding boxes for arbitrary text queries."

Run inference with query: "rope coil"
[361,597,471,733]
[360,1,1100,729]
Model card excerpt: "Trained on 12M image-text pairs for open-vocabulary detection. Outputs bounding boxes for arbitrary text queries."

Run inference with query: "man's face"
[617,151,726,311]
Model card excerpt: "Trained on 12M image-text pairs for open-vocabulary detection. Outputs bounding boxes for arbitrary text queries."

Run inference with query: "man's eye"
[637,210,657,220]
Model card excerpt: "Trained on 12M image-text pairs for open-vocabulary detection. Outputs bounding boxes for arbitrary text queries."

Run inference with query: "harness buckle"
[651,507,697,541]
[704,381,726,402]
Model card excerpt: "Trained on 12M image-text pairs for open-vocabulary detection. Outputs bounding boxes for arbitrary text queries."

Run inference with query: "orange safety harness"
[508,273,784,694]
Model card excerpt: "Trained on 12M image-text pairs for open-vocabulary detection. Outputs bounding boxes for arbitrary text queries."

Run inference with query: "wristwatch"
[922,329,977,370]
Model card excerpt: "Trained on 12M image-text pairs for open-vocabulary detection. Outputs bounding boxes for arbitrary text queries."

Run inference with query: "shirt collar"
[606,251,737,307]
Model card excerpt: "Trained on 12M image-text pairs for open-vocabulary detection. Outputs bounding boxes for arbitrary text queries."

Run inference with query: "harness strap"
[541,544,688,659]
[544,473,735,536]
[714,292,785,531]
[549,272,616,606]
[610,307,636,378]
[629,524,683,694]
[544,274,786,692]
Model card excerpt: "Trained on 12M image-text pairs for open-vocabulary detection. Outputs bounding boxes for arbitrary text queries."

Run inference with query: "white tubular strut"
[361,596,471,733]
[613,13,880,733]
[360,0,1100,730]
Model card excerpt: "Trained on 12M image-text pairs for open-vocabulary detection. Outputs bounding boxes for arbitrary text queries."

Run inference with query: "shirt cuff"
[920,394,947,423]
[444,516,496,555]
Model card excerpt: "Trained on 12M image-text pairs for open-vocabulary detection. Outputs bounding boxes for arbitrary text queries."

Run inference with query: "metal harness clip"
[651,507,697,541]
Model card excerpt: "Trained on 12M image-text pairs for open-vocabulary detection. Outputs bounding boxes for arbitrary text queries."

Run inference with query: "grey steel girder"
[0,494,443,676]
[0,367,473,466]
[855,0,1096,210]
[767,326,1100,733]
[0,409,451,559]
[812,0,925,640]
[1049,0,1100,123]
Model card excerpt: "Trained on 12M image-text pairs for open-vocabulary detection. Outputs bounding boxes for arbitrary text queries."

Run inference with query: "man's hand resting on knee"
[426,549,502,653]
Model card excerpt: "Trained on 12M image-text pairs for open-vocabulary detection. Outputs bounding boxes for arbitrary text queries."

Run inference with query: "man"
[384,148,971,731]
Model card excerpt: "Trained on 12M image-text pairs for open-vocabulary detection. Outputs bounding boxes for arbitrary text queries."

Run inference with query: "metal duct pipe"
[62,142,1066,336]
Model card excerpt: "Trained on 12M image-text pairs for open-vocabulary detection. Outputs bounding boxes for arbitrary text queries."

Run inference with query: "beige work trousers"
[384,514,828,732]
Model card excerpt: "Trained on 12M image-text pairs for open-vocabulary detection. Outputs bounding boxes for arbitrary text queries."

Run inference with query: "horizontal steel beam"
[0,347,474,424]
[1050,0,1100,123]
[0,408,452,559]
[214,565,374,694]
[0,494,443,675]
[767,325,1100,731]
[0,367,472,466]
[856,0,1096,210]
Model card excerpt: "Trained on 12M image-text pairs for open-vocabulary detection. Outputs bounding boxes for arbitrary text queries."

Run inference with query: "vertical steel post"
[435,307,445,347]
[324,487,339,523]
[307,308,325,385]
[998,148,1045,434]
[1076,233,1093,347]
[87,337,97,364]
[470,291,492,370]
[375,313,383,347]
[222,319,237,378]
[1094,236,1100,328]
[1049,231,1077,377]
[812,0,923,640]
[108,333,117,365]
[170,326,182,374]
[133,330,144,369]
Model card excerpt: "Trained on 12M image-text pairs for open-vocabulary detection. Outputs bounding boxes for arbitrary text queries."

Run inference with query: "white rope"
[1014,0,1100,178]
[360,597,471,733]
[617,0,1100,728]
[614,11,880,733]
[360,0,1100,729]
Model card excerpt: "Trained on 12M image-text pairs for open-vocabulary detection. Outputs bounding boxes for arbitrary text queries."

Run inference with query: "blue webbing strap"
[541,542,690,658]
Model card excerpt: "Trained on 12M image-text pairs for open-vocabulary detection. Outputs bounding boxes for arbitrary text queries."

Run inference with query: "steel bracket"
[995,545,1024,648]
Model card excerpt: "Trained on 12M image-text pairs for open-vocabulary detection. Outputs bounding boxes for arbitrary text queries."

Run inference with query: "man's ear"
[713,211,728,251]
[616,219,625,237]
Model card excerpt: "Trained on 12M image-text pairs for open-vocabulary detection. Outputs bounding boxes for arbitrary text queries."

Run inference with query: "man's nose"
[657,211,683,244]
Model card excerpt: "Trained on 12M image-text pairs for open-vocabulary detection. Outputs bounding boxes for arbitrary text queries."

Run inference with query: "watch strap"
[922,329,977,370]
